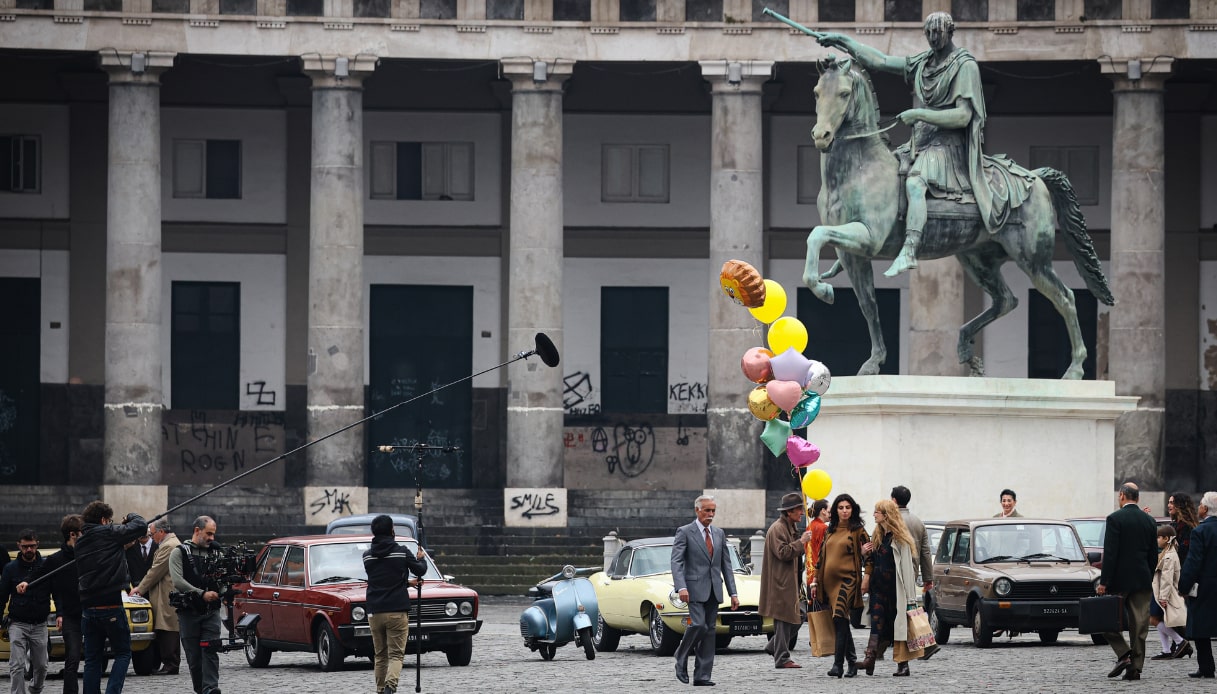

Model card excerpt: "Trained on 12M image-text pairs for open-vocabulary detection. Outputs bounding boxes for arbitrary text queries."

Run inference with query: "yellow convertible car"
[589,536,774,655]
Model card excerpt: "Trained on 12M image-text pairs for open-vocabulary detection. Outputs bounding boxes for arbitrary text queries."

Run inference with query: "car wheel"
[970,605,993,648]
[539,643,557,661]
[930,604,951,645]
[244,628,272,668]
[714,634,733,651]
[593,613,621,653]
[1038,629,1060,644]
[578,626,596,660]
[648,606,681,657]
[130,645,160,676]
[315,621,346,671]
[1091,633,1107,646]
[445,637,473,666]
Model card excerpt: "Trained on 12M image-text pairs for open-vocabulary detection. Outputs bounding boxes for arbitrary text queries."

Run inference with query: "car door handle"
[942,568,950,574]
[272,592,280,599]
[246,589,253,596]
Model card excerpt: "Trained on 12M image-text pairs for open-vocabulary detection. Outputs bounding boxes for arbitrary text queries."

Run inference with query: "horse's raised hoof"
[811,281,835,305]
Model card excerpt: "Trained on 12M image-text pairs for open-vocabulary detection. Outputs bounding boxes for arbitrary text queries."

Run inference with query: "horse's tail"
[1035,166,1116,306]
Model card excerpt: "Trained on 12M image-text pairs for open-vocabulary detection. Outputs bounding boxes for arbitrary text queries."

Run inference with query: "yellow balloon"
[801,469,832,500]
[768,316,808,354]
[748,280,787,324]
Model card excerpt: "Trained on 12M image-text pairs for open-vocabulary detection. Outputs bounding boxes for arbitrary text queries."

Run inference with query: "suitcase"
[1078,595,1124,634]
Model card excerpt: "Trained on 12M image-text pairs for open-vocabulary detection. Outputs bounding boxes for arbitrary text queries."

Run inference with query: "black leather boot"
[894,661,910,677]
[827,661,844,678]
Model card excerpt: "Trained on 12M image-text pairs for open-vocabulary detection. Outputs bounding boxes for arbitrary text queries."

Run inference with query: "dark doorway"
[601,287,669,414]
[797,286,901,376]
[368,285,473,488]
[1027,288,1097,379]
[0,277,40,484]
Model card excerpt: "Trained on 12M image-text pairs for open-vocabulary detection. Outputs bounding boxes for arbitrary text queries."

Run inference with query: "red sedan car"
[233,534,481,670]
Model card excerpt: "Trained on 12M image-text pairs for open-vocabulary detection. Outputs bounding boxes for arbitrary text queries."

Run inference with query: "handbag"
[906,604,937,652]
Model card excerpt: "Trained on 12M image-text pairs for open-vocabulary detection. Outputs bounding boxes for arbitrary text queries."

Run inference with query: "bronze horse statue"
[802,57,1114,379]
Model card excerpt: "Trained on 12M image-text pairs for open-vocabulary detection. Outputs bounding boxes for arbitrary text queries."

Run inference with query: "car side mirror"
[443,575,454,583]
[1086,550,1101,565]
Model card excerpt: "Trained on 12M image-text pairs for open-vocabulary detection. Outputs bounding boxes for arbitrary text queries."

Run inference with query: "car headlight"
[668,590,688,610]
[1093,578,1101,594]
[130,609,151,624]
[994,578,1012,596]
[445,602,459,617]
[46,614,58,628]
[459,601,473,616]
[351,606,366,622]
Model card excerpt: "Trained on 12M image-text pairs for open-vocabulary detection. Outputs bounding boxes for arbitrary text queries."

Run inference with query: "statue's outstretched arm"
[817,33,906,75]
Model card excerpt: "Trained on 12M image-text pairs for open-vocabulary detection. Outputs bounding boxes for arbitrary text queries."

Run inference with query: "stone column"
[301,56,373,522]
[100,51,174,518]
[908,263,967,376]
[501,58,572,505]
[1101,59,1172,495]
[699,60,772,531]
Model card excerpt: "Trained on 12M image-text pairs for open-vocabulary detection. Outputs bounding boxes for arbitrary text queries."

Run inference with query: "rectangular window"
[1083,0,1120,19]
[885,0,921,22]
[354,0,390,17]
[420,0,456,19]
[1027,288,1097,379]
[369,141,474,201]
[1,135,40,193]
[487,0,523,19]
[601,144,669,203]
[952,530,971,563]
[1151,0,1188,19]
[219,0,256,13]
[82,0,120,9]
[818,0,854,22]
[16,0,54,8]
[601,287,668,414]
[151,0,190,11]
[286,0,323,15]
[686,0,721,21]
[936,528,957,564]
[553,0,590,20]
[754,0,787,21]
[1017,0,1054,21]
[171,281,240,410]
[1029,145,1099,206]
[796,145,818,204]
[172,139,242,199]
[951,0,987,21]
[797,286,900,376]
[620,0,656,21]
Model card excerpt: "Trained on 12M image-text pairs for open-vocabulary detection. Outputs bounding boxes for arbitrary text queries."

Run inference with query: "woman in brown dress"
[811,493,869,678]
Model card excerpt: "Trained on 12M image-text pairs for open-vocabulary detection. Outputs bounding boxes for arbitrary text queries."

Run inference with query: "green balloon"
[760,418,792,457]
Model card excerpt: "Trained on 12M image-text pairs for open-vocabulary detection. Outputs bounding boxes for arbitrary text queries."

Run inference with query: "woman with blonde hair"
[860,498,921,676]
[1150,524,1191,660]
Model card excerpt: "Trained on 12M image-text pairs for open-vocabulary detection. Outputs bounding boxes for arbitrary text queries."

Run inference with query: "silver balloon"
[806,360,832,396]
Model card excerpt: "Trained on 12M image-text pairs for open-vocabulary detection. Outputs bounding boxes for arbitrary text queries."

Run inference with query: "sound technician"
[169,516,222,694]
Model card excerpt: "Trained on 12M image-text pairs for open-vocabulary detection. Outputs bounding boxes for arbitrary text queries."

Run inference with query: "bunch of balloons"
[720,259,834,502]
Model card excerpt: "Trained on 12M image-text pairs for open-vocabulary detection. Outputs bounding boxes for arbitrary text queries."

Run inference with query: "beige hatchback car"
[926,518,1100,648]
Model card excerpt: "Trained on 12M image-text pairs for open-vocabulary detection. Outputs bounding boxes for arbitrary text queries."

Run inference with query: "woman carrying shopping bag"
[860,499,923,676]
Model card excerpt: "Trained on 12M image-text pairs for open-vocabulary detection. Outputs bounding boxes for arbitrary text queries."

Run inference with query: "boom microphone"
[532,332,560,368]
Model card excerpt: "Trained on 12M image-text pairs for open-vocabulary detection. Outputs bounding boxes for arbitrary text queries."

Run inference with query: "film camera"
[169,541,257,614]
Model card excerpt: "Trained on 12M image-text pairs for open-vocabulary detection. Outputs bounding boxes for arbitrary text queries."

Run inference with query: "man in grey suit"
[671,495,739,687]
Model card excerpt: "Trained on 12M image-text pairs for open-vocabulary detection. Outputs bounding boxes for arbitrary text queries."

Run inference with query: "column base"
[101,484,168,522]
[703,488,766,531]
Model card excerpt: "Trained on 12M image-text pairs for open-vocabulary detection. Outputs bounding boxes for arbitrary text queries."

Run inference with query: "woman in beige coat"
[860,499,920,676]
[1150,524,1191,660]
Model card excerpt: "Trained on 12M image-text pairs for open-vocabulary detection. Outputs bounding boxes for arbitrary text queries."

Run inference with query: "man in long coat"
[1180,491,1217,679]
[1096,482,1159,681]
[132,518,182,676]
[759,493,814,669]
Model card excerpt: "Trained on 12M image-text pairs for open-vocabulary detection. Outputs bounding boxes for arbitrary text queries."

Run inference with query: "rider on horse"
[816,12,1032,277]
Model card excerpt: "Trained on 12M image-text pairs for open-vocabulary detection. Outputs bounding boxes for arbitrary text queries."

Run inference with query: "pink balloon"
[740,347,775,383]
[787,436,821,468]
[767,380,803,412]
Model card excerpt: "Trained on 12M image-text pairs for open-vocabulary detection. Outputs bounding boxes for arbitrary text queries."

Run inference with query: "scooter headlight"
[562,565,577,580]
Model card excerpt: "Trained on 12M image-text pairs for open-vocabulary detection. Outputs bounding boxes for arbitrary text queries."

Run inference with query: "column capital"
[100,51,175,84]
[501,57,573,92]
[699,60,775,94]
[302,54,376,88]
[1098,56,1173,92]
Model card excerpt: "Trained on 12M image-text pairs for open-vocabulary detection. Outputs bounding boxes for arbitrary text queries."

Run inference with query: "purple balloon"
[770,347,812,385]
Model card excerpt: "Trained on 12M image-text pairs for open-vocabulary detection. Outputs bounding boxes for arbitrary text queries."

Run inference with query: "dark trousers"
[155,629,181,672]
[1102,588,1151,674]
[60,614,83,694]
[674,598,718,683]
[177,609,221,694]
[833,617,857,666]
[1196,637,1215,676]
[768,620,799,666]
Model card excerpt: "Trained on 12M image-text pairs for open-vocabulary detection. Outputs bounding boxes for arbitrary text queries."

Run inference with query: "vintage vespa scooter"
[519,565,600,660]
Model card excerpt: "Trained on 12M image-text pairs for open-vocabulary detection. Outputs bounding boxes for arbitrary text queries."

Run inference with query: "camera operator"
[169,516,222,694]
[75,500,148,694]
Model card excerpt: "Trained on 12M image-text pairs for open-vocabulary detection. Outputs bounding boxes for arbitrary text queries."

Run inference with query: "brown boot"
[894,661,910,677]
[861,634,880,676]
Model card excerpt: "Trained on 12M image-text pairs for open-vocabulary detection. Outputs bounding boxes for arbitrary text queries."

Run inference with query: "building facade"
[0,0,1215,534]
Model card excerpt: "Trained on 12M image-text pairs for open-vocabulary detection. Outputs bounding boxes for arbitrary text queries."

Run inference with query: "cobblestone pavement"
[8,597,1210,693]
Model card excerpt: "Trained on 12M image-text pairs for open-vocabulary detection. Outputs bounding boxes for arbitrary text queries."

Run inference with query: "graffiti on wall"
[504,487,567,527]
[302,485,369,527]
[669,381,707,414]
[245,381,277,406]
[563,371,598,415]
[162,410,285,485]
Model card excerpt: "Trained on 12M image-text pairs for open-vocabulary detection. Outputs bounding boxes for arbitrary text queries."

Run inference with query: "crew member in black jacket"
[362,514,428,694]
[1,528,51,694]
[75,501,147,694]
[19,515,85,694]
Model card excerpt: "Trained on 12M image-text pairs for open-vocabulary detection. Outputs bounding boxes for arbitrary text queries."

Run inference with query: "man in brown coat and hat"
[760,492,814,668]
[131,518,182,675]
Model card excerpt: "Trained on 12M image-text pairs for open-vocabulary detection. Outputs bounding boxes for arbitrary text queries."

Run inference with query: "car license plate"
[407,632,430,642]
[1039,606,1072,616]
[728,620,762,635]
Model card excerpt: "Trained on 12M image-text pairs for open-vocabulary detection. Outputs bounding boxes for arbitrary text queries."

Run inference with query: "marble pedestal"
[806,377,1138,522]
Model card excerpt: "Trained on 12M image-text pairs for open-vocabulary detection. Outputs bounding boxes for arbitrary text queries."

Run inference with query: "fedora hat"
[776,492,803,512]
